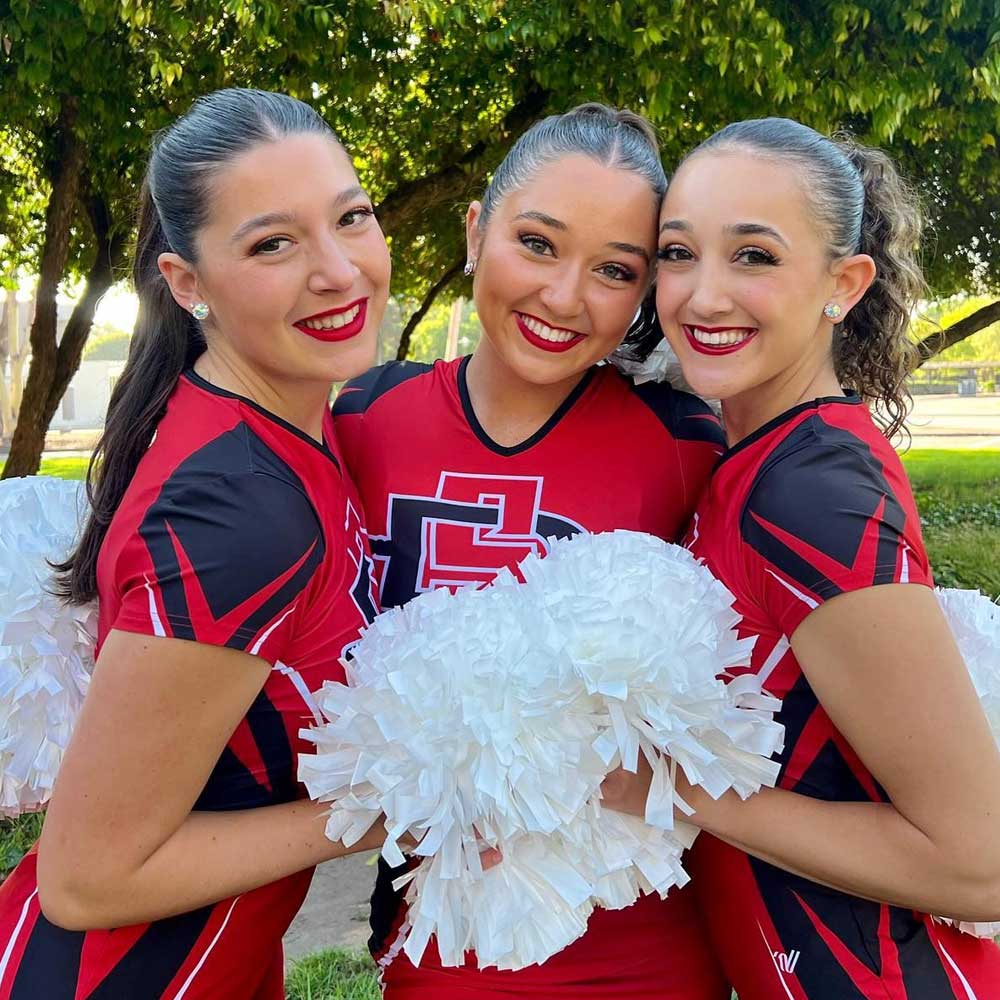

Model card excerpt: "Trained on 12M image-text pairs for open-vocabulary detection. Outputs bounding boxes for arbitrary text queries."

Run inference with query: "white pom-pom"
[301,530,784,970]
[933,586,1000,938]
[0,476,95,817]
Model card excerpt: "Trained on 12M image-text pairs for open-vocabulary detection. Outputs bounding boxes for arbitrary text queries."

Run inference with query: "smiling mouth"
[515,312,585,353]
[684,324,757,355]
[294,299,367,342]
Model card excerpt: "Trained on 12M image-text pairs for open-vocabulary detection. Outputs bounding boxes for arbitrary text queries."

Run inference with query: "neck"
[194,347,330,443]
[464,334,591,448]
[721,353,844,446]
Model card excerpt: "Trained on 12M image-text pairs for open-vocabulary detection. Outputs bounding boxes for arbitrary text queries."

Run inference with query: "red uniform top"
[685,394,1000,1000]
[0,371,378,1000]
[333,355,729,999]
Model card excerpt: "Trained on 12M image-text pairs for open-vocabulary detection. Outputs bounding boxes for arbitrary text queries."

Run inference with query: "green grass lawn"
[901,449,1000,596]
[285,949,380,1000]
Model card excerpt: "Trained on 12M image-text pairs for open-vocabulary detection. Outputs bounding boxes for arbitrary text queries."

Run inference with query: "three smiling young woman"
[0,89,997,1000]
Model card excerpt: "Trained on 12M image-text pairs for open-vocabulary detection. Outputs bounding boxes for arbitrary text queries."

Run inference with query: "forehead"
[664,150,812,232]
[500,153,659,228]
[206,132,357,224]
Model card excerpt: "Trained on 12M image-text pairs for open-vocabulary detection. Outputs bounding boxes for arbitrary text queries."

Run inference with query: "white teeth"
[301,304,361,330]
[689,326,751,347]
[521,315,577,343]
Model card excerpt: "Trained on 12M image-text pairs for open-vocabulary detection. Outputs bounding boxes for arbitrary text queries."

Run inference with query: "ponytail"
[834,140,925,440]
[54,184,204,603]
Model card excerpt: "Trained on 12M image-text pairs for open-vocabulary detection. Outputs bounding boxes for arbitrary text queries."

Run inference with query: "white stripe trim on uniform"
[249,605,297,657]
[757,921,796,1000]
[766,569,819,610]
[0,888,38,991]
[144,574,166,637]
[937,939,979,1000]
[170,895,240,999]
[758,635,791,689]
[275,660,323,725]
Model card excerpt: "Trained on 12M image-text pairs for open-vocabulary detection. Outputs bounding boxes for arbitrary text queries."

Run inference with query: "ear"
[465,201,484,265]
[830,253,877,319]
[157,252,203,315]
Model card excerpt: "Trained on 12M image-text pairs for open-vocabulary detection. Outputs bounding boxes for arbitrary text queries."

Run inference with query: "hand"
[600,753,654,818]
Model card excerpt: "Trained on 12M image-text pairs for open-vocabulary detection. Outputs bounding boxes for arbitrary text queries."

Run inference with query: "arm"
[38,628,383,930]
[605,583,1000,920]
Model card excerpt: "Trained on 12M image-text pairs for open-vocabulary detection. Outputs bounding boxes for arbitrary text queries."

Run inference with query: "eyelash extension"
[600,263,637,282]
[737,245,780,265]
[250,236,290,255]
[342,205,375,225]
[656,244,691,262]
[518,232,554,254]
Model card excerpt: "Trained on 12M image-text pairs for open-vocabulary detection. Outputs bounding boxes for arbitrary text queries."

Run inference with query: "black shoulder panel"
[740,416,905,597]
[139,423,324,648]
[626,380,726,447]
[332,360,433,417]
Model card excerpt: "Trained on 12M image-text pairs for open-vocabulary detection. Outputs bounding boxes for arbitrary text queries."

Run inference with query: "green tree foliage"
[2,1,999,472]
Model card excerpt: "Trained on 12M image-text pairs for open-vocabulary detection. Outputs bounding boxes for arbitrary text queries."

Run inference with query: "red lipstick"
[515,312,585,354]
[684,324,758,357]
[293,298,368,343]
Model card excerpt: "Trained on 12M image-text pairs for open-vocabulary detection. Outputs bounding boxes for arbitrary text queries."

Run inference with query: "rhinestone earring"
[823,302,843,321]
[191,302,210,321]
[463,259,476,277]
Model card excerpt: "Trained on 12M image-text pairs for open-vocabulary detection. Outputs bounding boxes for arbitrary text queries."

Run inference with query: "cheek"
[589,285,643,341]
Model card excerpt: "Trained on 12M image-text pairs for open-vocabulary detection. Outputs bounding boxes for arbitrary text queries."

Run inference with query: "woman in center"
[333,104,729,998]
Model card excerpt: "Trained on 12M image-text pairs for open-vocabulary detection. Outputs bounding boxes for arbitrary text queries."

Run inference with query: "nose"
[307,233,360,294]
[537,262,586,321]
[685,258,734,320]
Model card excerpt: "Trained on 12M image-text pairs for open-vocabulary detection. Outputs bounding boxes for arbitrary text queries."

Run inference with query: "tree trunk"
[396,259,464,361]
[911,299,1000,369]
[43,195,128,428]
[0,294,11,441]
[2,99,84,478]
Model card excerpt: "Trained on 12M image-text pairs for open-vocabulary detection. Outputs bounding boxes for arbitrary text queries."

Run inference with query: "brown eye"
[656,244,693,262]
[339,206,375,228]
[251,236,292,255]
[735,246,779,265]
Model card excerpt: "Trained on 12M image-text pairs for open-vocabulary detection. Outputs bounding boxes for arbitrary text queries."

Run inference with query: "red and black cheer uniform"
[685,394,1000,1000]
[333,355,729,999]
[0,371,378,1000]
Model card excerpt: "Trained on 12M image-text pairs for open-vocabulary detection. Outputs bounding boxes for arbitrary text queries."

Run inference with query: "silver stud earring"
[191,302,210,321]
[823,302,843,321]
[463,259,476,277]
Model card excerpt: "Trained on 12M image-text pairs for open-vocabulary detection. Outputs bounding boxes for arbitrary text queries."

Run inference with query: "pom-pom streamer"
[301,531,784,970]
[0,476,96,817]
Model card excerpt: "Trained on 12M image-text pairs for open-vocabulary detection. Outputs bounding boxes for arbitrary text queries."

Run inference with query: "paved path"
[907,393,1000,449]
[283,852,379,962]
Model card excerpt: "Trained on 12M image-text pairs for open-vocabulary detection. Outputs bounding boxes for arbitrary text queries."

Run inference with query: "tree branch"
[396,258,465,361]
[911,299,1000,370]
[375,84,549,237]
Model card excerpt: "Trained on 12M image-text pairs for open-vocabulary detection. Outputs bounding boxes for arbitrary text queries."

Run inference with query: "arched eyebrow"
[726,222,789,248]
[513,210,567,230]
[230,186,370,242]
[658,219,789,249]
[608,241,650,262]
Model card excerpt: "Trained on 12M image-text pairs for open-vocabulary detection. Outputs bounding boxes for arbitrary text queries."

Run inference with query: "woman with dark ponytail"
[0,88,391,998]
[604,119,1000,997]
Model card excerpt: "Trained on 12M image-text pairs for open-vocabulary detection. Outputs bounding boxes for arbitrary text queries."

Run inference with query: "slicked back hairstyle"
[478,102,666,229]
